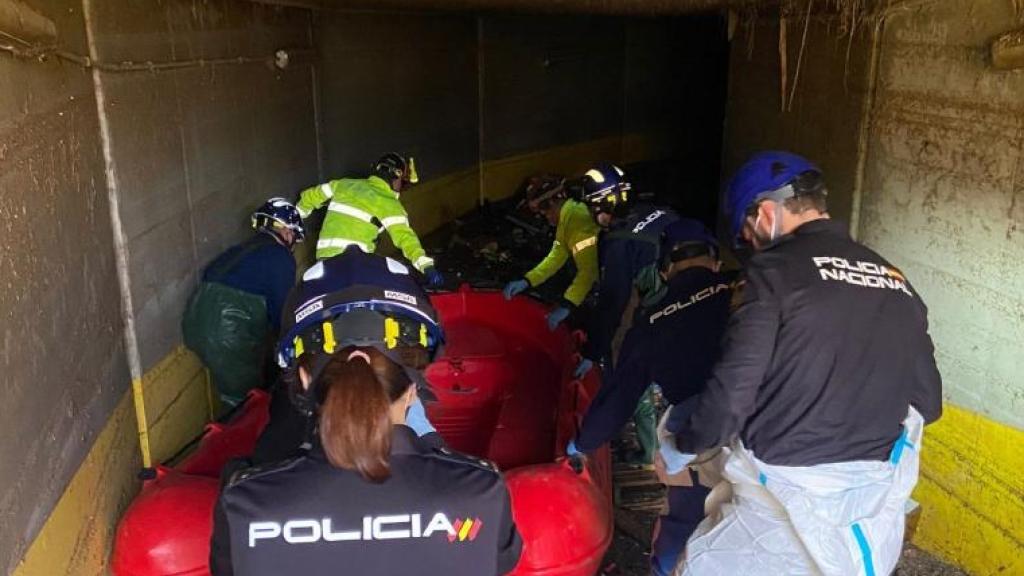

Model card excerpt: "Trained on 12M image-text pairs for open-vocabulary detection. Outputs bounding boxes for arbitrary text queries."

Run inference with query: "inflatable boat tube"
[112,286,613,576]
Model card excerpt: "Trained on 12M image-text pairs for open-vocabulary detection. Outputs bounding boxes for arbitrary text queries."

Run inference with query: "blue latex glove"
[424,267,444,288]
[573,358,594,379]
[566,439,582,457]
[405,396,437,437]
[658,437,693,476]
[503,278,529,300]
[546,306,570,331]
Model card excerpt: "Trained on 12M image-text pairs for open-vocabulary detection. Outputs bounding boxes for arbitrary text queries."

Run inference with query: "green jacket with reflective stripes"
[296,175,434,272]
[525,199,600,306]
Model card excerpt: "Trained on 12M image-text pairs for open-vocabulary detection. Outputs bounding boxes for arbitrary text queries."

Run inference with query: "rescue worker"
[566,219,733,576]
[295,152,443,287]
[577,163,680,466]
[210,250,522,576]
[503,174,599,330]
[668,151,943,575]
[249,249,446,464]
[183,198,303,407]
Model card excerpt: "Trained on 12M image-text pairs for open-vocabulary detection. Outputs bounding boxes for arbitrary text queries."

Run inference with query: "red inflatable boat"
[112,287,613,575]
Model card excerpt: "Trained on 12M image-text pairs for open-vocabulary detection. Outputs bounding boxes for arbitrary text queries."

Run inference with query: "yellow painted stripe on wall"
[14,346,211,576]
[913,403,1024,575]
[481,136,623,202]
[141,346,213,463]
[12,391,141,576]
[480,132,671,203]
[400,165,480,236]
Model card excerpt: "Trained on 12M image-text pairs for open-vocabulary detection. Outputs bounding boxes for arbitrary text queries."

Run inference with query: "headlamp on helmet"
[276,252,446,414]
[581,164,631,217]
[277,305,441,370]
[373,153,418,186]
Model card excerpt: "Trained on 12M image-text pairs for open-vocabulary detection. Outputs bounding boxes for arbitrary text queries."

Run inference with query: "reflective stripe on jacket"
[296,175,434,272]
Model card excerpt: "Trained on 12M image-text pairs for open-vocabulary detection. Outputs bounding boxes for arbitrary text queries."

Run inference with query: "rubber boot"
[632,386,658,466]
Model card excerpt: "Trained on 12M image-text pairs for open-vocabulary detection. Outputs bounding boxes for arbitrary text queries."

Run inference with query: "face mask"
[751,203,783,249]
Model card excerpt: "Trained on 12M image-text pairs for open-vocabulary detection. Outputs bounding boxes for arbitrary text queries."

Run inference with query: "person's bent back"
[211,346,522,576]
[673,151,942,576]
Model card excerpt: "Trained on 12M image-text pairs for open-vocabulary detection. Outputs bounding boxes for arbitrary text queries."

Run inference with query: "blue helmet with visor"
[723,151,824,245]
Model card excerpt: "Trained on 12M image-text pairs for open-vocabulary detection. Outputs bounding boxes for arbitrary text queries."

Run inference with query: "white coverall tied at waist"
[675,407,925,576]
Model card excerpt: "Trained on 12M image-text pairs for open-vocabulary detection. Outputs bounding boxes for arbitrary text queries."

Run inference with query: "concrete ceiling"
[245,0,759,16]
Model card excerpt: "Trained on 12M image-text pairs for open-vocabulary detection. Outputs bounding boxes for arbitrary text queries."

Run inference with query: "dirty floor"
[600,507,968,575]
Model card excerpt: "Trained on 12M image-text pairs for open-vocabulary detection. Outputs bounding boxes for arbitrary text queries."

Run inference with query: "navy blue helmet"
[252,197,305,245]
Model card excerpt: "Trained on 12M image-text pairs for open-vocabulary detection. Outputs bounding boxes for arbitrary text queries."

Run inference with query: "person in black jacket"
[671,151,942,575]
[210,251,522,576]
[574,163,680,466]
[567,219,734,575]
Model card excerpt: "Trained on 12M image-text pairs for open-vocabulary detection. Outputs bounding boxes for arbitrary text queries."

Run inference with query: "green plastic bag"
[182,281,268,406]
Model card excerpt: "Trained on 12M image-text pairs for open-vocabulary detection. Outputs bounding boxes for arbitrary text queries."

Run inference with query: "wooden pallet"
[614,465,665,512]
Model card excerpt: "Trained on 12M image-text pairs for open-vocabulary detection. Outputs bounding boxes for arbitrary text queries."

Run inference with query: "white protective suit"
[676,407,924,576]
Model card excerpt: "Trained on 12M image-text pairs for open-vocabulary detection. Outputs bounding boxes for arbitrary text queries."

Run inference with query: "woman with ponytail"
[210,251,522,576]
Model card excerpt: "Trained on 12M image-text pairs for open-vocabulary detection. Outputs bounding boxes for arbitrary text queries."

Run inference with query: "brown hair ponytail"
[309,346,413,482]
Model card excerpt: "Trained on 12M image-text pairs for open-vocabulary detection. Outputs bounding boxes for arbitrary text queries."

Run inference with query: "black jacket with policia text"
[210,425,522,576]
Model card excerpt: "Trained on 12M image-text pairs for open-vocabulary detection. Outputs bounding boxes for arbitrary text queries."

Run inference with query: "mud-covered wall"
[315,13,718,207]
[722,1,1024,573]
[89,1,319,371]
[862,0,1023,431]
[84,0,320,468]
[723,15,873,227]
[628,15,728,221]
[315,11,480,232]
[3,1,319,572]
[0,3,127,573]
[859,2,1024,571]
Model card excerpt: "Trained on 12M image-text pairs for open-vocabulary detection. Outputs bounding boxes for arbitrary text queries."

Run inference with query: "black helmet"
[372,153,419,186]
[251,197,305,246]
[278,249,444,412]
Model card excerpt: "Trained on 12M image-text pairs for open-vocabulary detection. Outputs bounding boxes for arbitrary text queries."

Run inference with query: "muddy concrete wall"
[88,0,319,370]
[856,3,1024,569]
[627,15,729,221]
[480,15,625,163]
[0,2,128,572]
[859,3,1024,569]
[861,0,1023,429]
[314,10,480,232]
[314,11,718,205]
[2,0,318,570]
[722,1,1024,572]
[317,11,479,182]
[723,15,873,227]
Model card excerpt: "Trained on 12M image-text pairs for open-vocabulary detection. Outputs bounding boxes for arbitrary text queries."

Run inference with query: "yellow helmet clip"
[407,157,419,185]
[384,317,400,349]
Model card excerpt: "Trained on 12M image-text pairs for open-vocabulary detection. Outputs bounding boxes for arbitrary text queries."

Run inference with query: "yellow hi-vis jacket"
[524,199,599,307]
[296,175,434,272]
